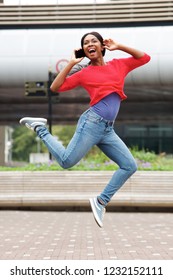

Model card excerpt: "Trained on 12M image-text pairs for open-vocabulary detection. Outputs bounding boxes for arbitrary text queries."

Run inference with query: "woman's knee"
[121,157,137,175]
[129,159,138,174]
[60,158,75,169]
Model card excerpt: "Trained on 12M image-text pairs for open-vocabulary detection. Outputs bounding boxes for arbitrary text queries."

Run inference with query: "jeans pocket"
[86,112,100,124]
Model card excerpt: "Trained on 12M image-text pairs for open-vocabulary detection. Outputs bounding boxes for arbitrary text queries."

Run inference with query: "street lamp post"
[48,70,53,136]
[47,70,53,160]
[25,70,59,161]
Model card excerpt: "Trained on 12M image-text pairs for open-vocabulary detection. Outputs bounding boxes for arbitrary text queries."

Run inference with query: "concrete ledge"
[0,171,173,209]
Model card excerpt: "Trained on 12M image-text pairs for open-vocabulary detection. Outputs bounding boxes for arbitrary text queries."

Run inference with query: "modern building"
[0,0,173,164]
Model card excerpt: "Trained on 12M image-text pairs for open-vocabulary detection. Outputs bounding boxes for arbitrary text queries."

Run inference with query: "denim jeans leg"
[97,128,137,205]
[35,111,102,169]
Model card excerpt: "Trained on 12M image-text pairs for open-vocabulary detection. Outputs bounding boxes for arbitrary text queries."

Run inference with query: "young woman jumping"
[20,31,150,227]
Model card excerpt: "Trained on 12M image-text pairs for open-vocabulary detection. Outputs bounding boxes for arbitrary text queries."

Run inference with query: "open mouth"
[88,48,96,54]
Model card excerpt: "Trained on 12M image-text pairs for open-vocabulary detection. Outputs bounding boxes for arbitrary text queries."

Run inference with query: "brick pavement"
[0,210,173,260]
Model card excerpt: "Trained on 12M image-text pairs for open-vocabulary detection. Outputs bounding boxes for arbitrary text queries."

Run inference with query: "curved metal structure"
[0,25,173,88]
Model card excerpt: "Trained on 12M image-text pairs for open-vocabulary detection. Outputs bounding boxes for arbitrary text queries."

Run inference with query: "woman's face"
[82,34,104,59]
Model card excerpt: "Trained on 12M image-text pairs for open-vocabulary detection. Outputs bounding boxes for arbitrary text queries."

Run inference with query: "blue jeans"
[36,109,137,206]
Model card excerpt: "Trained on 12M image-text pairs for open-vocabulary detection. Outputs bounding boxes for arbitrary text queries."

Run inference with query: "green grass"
[0,148,173,171]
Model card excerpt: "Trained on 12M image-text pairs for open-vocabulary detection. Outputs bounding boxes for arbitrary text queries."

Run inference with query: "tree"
[12,126,46,162]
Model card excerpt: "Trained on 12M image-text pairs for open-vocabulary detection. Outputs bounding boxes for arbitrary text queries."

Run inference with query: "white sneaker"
[89,197,106,227]
[19,117,47,131]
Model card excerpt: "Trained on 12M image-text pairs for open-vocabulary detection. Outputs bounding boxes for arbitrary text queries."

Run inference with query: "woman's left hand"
[103,39,119,51]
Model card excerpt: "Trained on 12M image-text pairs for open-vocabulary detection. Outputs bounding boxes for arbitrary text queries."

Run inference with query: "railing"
[0,0,173,25]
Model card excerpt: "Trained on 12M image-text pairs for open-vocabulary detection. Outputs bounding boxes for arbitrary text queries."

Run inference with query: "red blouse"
[58,53,151,106]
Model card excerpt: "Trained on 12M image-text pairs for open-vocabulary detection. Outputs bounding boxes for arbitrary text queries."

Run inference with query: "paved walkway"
[0,211,173,260]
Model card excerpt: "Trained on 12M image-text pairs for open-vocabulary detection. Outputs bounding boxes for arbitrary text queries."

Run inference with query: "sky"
[4,0,107,5]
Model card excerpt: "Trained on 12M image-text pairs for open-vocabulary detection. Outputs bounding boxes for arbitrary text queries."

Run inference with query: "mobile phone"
[75,49,85,58]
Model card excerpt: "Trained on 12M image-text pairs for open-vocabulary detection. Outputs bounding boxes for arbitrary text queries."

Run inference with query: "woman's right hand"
[50,50,84,92]
[71,49,84,64]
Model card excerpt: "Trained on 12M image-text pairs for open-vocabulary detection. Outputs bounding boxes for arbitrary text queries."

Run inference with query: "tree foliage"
[12,125,77,162]
[12,126,46,161]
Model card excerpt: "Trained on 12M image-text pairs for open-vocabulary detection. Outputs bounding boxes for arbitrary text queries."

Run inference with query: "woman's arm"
[103,38,145,59]
[50,50,84,92]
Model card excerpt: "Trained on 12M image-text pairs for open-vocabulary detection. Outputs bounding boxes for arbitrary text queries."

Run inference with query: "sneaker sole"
[19,117,47,125]
[89,198,103,228]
